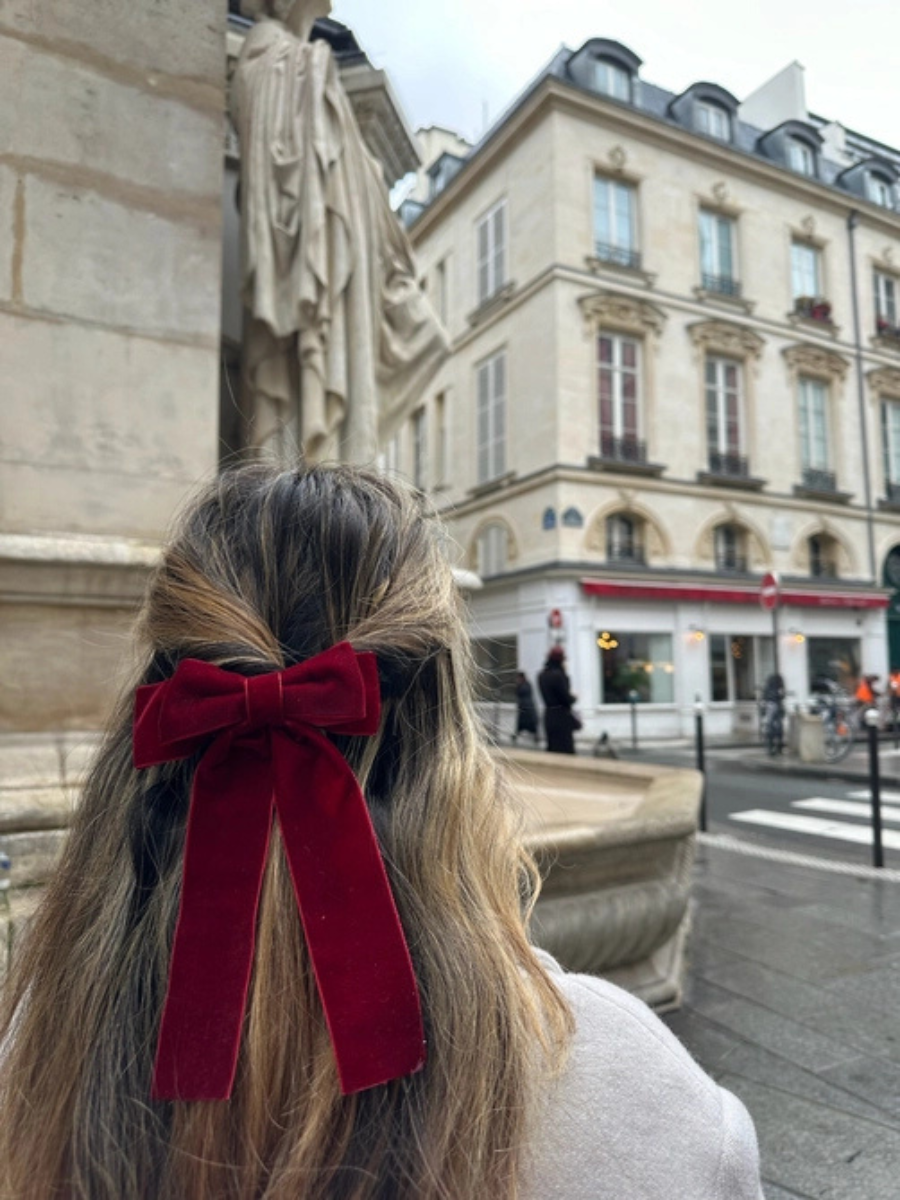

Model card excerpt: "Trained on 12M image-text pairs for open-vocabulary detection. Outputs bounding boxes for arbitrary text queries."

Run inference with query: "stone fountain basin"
[501,748,702,1011]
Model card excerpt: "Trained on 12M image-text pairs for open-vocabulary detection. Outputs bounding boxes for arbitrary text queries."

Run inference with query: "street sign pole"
[760,572,781,678]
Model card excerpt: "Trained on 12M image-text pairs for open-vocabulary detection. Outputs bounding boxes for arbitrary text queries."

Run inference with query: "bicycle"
[761,700,785,757]
[809,687,860,763]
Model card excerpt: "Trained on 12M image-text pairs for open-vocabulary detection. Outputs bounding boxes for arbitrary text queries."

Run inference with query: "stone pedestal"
[795,712,826,762]
[0,0,226,731]
[510,749,701,1010]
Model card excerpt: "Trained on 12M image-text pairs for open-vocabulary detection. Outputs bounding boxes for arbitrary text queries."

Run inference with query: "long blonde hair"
[0,465,571,1199]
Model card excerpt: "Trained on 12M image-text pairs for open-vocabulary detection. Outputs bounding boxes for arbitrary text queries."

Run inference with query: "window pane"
[599,335,613,364]
[710,634,729,701]
[717,217,734,278]
[594,179,611,246]
[613,183,633,249]
[472,635,518,702]
[807,637,861,693]
[599,632,674,704]
[621,338,637,369]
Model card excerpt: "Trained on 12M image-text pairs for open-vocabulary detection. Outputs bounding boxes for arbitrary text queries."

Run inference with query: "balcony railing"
[599,433,648,463]
[793,296,833,323]
[877,316,900,342]
[715,553,748,574]
[701,273,741,297]
[707,450,750,478]
[607,545,647,566]
[594,242,641,271]
[801,467,837,493]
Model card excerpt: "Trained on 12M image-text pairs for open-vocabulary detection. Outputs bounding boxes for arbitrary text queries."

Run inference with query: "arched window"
[788,138,816,177]
[714,523,747,572]
[475,523,509,578]
[809,534,839,579]
[606,513,645,564]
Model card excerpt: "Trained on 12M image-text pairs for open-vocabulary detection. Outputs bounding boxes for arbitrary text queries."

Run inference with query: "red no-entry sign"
[760,571,780,610]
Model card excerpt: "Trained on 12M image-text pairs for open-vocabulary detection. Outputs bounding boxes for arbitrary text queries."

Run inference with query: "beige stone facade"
[0,0,227,732]
[399,48,900,740]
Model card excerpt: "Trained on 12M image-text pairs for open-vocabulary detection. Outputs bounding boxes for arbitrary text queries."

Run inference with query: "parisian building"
[395,41,900,741]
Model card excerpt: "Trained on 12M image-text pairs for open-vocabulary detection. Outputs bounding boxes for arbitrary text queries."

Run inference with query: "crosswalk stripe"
[793,797,900,823]
[847,789,900,802]
[729,809,900,850]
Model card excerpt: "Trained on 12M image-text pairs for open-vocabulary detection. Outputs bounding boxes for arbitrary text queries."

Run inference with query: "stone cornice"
[782,342,850,381]
[868,365,900,397]
[687,319,765,360]
[579,289,667,336]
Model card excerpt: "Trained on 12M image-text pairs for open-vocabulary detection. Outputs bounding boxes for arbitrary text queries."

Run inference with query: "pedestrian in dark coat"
[538,646,579,754]
[514,672,539,743]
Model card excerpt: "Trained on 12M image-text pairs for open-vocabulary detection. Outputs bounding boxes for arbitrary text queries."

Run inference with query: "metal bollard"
[629,690,639,752]
[865,709,885,869]
[695,699,707,833]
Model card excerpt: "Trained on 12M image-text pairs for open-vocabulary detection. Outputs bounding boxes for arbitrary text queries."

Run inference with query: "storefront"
[467,575,890,743]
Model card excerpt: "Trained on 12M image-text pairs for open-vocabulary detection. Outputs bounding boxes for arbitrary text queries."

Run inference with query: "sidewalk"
[666,836,900,1200]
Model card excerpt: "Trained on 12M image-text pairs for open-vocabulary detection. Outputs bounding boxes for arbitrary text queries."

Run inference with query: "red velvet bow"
[133,642,425,1101]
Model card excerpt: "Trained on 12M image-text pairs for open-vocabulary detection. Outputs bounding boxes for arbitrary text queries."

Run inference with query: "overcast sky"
[335,0,899,151]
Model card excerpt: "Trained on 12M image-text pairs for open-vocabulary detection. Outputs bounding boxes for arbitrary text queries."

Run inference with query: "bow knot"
[243,671,284,731]
[133,642,425,1102]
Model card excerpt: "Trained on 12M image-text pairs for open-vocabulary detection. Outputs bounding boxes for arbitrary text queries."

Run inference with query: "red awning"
[580,579,889,610]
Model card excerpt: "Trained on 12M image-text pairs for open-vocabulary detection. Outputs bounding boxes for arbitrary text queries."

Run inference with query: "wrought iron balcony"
[877,316,900,343]
[594,242,641,271]
[607,545,647,566]
[801,467,837,493]
[708,450,750,478]
[793,296,832,323]
[715,553,748,574]
[599,433,648,463]
[701,273,741,297]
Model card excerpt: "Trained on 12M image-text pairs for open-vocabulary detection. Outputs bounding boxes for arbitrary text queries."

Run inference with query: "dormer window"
[594,58,631,101]
[788,139,816,177]
[868,175,894,209]
[696,101,730,141]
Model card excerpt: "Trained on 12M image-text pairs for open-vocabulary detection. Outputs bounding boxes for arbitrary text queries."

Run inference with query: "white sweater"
[523,953,765,1199]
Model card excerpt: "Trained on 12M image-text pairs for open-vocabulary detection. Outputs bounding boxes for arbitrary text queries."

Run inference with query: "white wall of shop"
[468,581,890,745]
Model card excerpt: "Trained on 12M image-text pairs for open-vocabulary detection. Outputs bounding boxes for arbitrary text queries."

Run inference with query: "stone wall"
[0,0,227,731]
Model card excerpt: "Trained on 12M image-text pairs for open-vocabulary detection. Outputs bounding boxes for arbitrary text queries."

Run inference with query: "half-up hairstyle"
[0,464,572,1200]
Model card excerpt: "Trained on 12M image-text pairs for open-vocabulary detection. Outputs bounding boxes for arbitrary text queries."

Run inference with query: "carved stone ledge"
[585,255,657,289]
[782,342,850,381]
[579,289,667,337]
[688,319,764,360]
[466,281,516,328]
[513,749,699,1012]
[691,286,756,316]
[787,312,841,340]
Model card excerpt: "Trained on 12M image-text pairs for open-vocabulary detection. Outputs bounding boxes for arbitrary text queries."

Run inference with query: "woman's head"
[0,464,571,1200]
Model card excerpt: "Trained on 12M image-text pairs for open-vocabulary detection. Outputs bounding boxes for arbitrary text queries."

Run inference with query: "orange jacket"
[855,679,874,704]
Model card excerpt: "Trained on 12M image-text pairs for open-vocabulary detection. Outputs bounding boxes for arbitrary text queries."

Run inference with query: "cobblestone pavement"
[665,838,900,1200]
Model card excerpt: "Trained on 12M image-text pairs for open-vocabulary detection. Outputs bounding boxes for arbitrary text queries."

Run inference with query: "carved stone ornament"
[687,320,765,360]
[608,144,627,170]
[782,343,849,381]
[800,215,816,238]
[579,290,666,337]
[868,366,900,398]
[884,246,895,266]
[711,181,729,206]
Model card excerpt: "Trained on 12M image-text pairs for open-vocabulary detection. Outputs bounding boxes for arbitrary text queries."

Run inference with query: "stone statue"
[234,0,448,463]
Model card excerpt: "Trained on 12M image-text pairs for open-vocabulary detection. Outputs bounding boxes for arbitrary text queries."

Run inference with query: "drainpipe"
[847,209,877,583]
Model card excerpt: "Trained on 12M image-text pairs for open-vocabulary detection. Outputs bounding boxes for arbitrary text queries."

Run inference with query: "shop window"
[472,635,519,703]
[598,631,674,704]
[807,637,861,693]
[710,635,774,702]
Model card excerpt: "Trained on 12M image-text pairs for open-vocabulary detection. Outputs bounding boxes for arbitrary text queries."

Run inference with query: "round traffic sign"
[760,571,780,610]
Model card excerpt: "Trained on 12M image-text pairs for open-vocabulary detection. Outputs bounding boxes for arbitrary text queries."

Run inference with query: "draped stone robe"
[233,17,447,463]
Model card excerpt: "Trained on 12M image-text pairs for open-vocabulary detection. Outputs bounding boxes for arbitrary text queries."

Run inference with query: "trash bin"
[795,712,826,762]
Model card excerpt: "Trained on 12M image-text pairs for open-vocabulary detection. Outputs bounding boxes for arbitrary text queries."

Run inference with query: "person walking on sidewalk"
[762,671,785,756]
[514,671,539,744]
[539,645,580,754]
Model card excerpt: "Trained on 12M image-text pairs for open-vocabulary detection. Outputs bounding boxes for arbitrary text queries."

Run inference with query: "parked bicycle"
[808,682,861,763]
